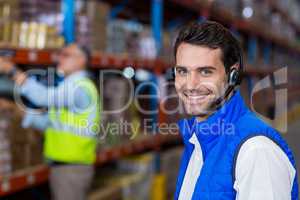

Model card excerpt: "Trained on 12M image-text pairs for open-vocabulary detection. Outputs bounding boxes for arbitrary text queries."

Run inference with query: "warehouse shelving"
[266,0,300,34]
[170,0,300,55]
[0,134,180,196]
[0,48,282,77]
[0,165,49,197]
[1,48,168,70]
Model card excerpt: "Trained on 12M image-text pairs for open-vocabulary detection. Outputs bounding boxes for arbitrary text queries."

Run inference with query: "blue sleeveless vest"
[175,90,298,200]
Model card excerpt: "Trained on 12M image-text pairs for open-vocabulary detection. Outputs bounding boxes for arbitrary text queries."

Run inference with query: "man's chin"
[185,107,210,116]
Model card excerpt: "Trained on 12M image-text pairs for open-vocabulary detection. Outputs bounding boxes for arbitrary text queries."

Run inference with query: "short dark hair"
[174,21,242,73]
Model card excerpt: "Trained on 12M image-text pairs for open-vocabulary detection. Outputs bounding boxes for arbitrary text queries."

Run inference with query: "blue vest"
[175,90,299,200]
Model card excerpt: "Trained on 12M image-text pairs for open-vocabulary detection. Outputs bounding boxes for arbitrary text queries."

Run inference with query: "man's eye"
[176,68,187,75]
[199,69,213,76]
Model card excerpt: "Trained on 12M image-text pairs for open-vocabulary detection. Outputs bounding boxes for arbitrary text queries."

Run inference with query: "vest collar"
[178,89,248,144]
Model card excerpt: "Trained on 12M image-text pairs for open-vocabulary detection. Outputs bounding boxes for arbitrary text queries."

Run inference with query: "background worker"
[0,44,100,200]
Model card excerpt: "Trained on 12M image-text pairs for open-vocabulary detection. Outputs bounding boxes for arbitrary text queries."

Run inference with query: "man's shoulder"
[235,110,275,134]
[239,135,280,152]
[227,110,285,157]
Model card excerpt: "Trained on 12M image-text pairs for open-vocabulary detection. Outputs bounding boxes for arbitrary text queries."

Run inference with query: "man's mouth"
[183,92,211,105]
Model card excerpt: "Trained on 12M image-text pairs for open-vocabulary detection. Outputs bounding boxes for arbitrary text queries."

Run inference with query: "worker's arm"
[21,110,49,131]
[19,77,91,111]
[234,136,296,200]
[0,57,91,110]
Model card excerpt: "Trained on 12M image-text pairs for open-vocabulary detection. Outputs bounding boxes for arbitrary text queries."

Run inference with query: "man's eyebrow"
[174,65,187,69]
[196,66,217,70]
[175,65,217,70]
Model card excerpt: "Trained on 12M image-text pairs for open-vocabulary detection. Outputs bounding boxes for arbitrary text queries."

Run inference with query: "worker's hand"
[0,57,27,85]
[0,57,15,74]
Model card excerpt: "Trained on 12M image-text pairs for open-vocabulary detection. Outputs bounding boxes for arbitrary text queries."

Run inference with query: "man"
[0,44,100,200]
[174,21,298,200]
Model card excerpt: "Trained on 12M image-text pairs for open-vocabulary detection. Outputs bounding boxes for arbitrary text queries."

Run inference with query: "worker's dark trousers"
[49,164,94,200]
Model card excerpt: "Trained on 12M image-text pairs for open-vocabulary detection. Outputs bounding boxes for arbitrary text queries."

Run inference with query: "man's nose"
[186,71,199,90]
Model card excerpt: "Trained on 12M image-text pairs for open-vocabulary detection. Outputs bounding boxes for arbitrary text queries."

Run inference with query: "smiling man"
[174,21,298,200]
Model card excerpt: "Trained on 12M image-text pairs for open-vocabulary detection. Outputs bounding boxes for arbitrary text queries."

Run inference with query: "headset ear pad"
[228,68,239,86]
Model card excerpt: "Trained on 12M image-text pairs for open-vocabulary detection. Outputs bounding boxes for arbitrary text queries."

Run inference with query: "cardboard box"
[0,99,43,173]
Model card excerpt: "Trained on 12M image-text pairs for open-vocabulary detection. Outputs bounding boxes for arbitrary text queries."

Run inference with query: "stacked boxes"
[160,147,183,198]
[90,1,109,52]
[117,154,155,200]
[138,29,158,59]
[0,99,43,173]
[106,19,157,58]
[0,100,12,176]
[106,20,130,55]
[101,77,130,146]
[79,0,109,52]
[89,153,155,200]
[0,0,20,46]
[89,149,183,200]
[100,77,142,147]
[239,0,297,41]
[275,0,300,26]
[0,0,64,49]
[76,14,90,49]
[0,20,64,49]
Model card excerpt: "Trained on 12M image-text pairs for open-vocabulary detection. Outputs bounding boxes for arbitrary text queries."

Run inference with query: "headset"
[214,48,243,107]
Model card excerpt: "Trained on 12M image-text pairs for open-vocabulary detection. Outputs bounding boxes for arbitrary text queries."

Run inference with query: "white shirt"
[178,134,296,200]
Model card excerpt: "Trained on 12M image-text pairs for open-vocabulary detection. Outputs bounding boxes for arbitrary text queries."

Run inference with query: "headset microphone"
[212,49,243,108]
[213,68,239,107]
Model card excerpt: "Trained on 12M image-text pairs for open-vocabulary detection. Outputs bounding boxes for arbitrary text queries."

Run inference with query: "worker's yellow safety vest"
[44,78,100,165]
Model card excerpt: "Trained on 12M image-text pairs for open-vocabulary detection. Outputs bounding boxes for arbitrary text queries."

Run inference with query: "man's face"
[57,44,86,75]
[175,43,227,117]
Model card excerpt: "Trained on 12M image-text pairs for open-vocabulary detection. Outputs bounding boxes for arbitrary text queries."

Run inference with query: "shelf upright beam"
[151,0,163,175]
[151,0,163,52]
[150,0,163,133]
[263,42,272,65]
[248,36,257,65]
[62,0,75,44]
[149,73,159,135]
